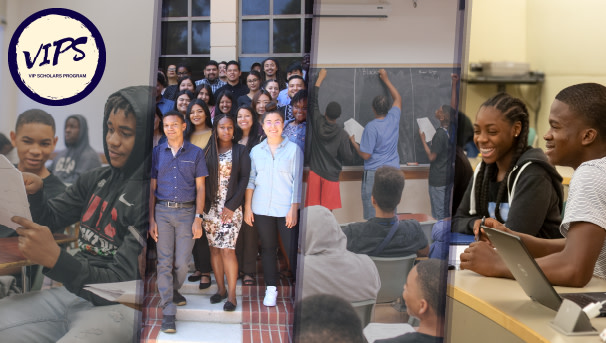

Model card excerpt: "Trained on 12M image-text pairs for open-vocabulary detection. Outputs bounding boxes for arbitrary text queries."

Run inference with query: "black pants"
[236,220,259,276]
[192,229,212,274]
[254,214,295,286]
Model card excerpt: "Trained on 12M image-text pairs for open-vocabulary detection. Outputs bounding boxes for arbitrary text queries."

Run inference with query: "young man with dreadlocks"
[461,83,606,287]
[453,92,563,239]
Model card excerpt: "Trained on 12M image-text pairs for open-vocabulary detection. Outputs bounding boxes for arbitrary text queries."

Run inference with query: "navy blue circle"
[8,8,106,106]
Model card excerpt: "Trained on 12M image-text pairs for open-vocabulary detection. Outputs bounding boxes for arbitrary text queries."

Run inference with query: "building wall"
[0,0,159,152]
[463,0,606,151]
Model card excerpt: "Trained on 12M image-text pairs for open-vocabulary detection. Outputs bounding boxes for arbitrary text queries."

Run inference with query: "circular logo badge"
[8,8,106,106]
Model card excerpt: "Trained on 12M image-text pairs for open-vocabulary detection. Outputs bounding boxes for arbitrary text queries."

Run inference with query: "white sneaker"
[263,286,278,307]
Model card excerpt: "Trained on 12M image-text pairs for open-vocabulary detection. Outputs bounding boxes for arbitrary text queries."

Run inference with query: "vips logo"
[8,8,106,106]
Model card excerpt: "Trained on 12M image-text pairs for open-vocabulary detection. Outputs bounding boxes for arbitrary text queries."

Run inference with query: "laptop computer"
[483,227,606,314]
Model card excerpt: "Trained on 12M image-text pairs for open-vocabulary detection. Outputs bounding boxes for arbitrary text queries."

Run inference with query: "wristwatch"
[195,213,203,219]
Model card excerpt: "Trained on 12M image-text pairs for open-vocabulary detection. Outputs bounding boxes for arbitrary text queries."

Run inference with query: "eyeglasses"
[167,68,176,72]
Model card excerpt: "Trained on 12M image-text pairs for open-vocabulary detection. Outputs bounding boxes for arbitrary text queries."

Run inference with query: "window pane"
[162,0,187,17]
[239,57,265,72]
[242,0,270,15]
[192,0,211,16]
[160,57,209,82]
[192,21,211,54]
[161,21,188,55]
[305,0,314,14]
[273,19,300,53]
[242,20,269,54]
[304,18,312,53]
[274,0,300,15]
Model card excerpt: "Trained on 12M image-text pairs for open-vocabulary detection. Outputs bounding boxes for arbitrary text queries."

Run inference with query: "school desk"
[446,270,606,343]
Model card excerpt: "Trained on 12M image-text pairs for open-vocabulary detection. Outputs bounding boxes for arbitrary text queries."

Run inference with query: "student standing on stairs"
[149,110,208,333]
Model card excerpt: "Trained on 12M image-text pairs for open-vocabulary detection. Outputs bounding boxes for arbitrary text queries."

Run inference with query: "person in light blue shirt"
[244,108,303,307]
[351,69,402,219]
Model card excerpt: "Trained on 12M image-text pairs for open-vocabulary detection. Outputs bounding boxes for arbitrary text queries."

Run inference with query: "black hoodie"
[453,147,563,239]
[307,86,357,181]
[49,114,102,185]
[29,86,154,305]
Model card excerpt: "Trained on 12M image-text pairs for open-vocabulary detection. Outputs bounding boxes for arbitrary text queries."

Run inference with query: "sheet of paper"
[416,117,436,143]
[343,118,365,144]
[0,155,32,229]
[363,323,415,342]
[84,280,143,305]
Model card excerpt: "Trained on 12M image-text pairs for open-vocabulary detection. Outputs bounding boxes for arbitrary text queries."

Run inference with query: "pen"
[477,216,485,241]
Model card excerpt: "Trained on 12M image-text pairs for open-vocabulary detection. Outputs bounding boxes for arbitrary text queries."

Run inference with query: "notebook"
[483,227,606,314]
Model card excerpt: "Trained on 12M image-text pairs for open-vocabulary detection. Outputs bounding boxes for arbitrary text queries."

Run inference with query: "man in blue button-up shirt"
[149,110,208,333]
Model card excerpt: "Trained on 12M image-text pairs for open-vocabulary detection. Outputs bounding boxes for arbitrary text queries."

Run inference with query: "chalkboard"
[311,67,455,165]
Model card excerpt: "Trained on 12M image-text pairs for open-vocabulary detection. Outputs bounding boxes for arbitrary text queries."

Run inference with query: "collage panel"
[296,1,462,342]
[7,1,606,342]
[0,0,159,342]
[449,1,606,342]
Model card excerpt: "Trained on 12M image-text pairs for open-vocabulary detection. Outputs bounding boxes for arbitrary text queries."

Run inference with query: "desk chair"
[370,254,417,304]
[351,299,376,328]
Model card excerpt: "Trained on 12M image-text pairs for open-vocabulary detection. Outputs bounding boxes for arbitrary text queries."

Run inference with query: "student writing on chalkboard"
[350,69,402,219]
[305,69,357,211]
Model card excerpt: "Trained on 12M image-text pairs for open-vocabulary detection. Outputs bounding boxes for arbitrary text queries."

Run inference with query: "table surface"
[0,234,77,270]
[448,270,606,343]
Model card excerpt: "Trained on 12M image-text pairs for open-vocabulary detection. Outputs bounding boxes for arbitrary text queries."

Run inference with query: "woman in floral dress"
[203,113,250,311]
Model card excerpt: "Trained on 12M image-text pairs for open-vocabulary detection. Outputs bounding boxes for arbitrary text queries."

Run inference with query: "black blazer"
[204,143,251,213]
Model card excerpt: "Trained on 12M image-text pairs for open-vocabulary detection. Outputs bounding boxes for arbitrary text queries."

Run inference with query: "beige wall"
[463,0,606,154]
[0,0,159,152]
[314,0,459,65]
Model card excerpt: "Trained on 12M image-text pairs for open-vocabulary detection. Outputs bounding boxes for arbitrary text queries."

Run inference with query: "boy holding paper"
[0,86,153,342]
[419,105,454,220]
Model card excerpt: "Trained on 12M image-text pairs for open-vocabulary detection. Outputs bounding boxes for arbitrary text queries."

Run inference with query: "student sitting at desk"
[460,83,606,287]
[342,166,428,257]
[376,259,446,343]
[453,92,563,239]
[302,205,381,302]
[0,110,66,239]
[0,86,152,342]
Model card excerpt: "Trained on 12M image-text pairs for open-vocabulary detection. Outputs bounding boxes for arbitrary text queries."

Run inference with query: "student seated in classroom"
[294,293,366,343]
[0,110,66,239]
[49,115,102,186]
[375,259,446,343]
[350,69,403,220]
[342,166,429,258]
[0,86,152,342]
[460,83,606,287]
[453,92,564,239]
[301,205,381,303]
[305,68,357,211]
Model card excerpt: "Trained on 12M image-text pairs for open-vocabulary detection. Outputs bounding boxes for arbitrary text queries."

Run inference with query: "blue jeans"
[361,170,376,220]
[0,287,137,342]
[429,185,451,220]
[155,204,196,315]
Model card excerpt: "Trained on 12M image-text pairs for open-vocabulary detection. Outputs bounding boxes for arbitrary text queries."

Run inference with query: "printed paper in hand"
[0,155,32,229]
[343,118,364,144]
[417,117,436,143]
[84,280,142,305]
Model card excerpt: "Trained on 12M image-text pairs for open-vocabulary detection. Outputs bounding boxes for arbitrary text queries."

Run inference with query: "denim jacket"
[247,137,303,217]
